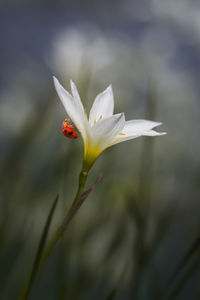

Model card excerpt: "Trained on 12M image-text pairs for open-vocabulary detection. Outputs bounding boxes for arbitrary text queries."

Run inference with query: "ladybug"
[62,119,78,139]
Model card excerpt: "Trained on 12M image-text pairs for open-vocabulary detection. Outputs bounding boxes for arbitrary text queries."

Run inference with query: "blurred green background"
[0,0,200,299]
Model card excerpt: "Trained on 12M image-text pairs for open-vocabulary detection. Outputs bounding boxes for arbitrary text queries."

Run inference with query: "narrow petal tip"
[70,79,75,88]
[100,84,113,96]
[53,76,62,91]
[120,112,125,119]
[154,122,162,127]
[53,76,58,84]
[115,112,125,121]
[146,130,167,136]
[147,120,163,128]
[106,84,113,95]
[117,112,125,126]
[70,79,76,94]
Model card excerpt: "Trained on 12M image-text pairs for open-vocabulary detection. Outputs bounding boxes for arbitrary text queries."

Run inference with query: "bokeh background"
[0,0,200,299]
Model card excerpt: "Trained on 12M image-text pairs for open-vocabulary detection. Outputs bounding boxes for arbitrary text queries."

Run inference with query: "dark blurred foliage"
[0,0,200,299]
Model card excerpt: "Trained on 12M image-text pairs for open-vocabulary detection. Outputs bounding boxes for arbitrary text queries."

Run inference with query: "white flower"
[53,77,166,170]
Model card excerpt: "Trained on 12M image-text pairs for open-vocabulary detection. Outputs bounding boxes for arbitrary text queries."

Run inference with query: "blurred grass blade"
[30,194,59,283]
[106,288,117,300]
[18,194,59,300]
[19,173,102,300]
[167,237,200,285]
[164,260,200,300]
[163,236,200,300]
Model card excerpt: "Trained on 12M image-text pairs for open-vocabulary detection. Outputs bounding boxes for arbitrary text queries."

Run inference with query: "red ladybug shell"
[62,119,78,138]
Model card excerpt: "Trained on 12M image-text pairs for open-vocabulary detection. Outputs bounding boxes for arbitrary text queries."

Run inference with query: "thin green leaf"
[162,236,200,300]
[163,259,200,300]
[168,237,200,286]
[30,194,59,284]
[106,288,117,300]
[18,194,59,300]
[19,173,102,300]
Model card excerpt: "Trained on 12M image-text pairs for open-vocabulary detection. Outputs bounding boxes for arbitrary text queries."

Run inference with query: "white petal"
[70,80,85,113]
[111,119,166,145]
[142,130,167,136]
[122,120,162,133]
[53,77,88,143]
[89,85,114,126]
[90,113,125,151]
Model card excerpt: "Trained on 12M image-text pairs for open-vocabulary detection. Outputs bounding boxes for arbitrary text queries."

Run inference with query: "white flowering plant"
[19,78,166,300]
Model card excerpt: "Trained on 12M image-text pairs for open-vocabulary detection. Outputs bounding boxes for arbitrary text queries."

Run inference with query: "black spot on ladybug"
[69,131,73,135]
[64,130,67,133]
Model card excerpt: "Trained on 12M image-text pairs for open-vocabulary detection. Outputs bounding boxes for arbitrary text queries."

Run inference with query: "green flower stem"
[38,168,88,269]
[18,165,88,300]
